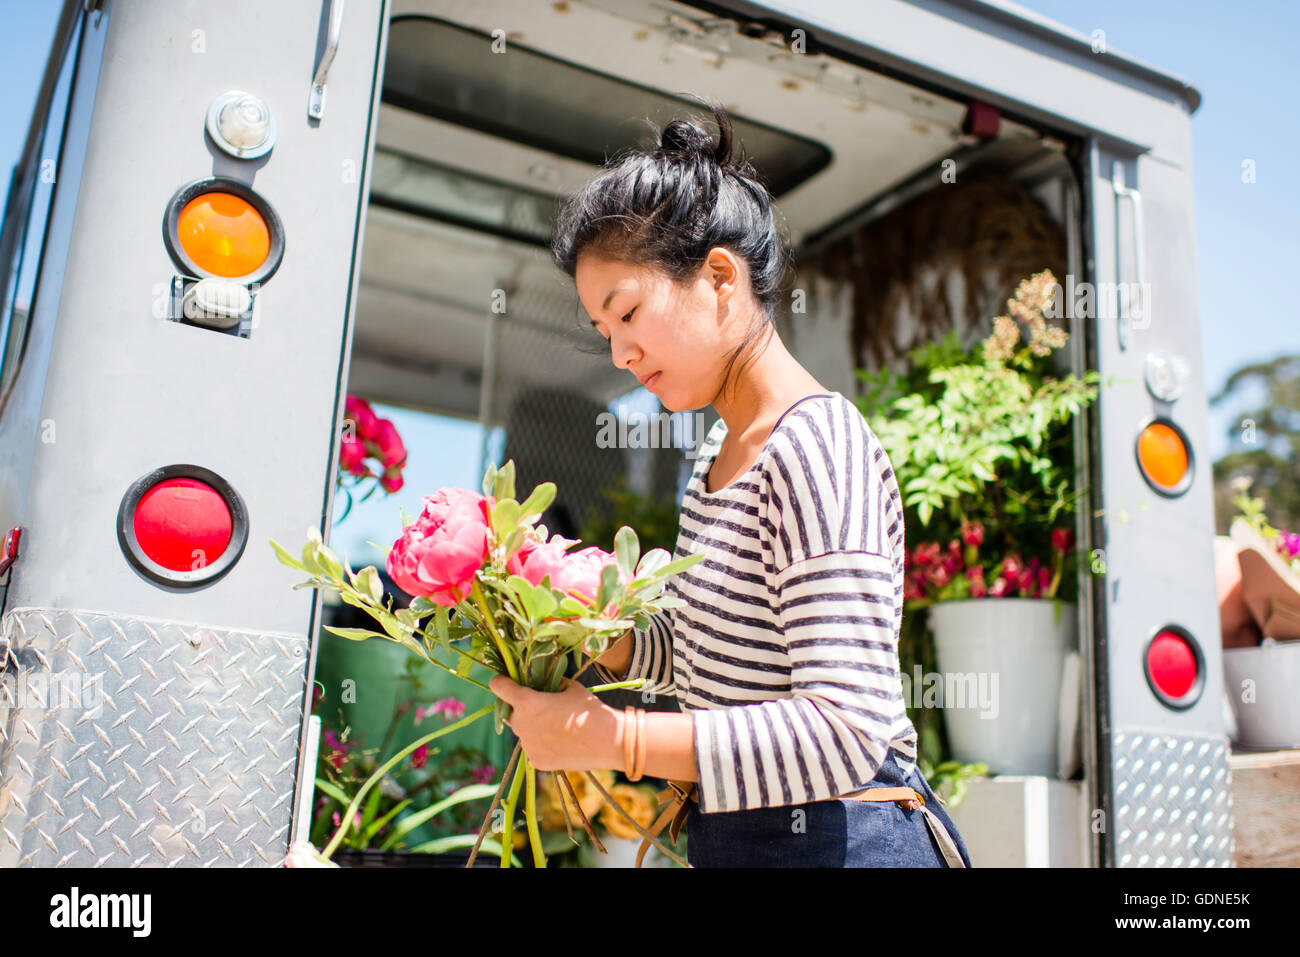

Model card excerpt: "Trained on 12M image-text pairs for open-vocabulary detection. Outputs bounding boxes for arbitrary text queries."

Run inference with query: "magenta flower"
[471,764,496,785]
[411,743,429,769]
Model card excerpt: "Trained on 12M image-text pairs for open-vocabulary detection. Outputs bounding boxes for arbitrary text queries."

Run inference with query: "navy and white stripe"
[625,392,917,813]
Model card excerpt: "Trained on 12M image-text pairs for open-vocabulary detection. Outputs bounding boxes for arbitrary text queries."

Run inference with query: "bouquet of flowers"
[271,460,703,868]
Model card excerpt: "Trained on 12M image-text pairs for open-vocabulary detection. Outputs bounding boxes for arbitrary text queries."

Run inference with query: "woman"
[489,96,972,868]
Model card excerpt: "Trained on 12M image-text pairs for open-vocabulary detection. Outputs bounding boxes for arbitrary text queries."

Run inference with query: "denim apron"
[683,748,973,867]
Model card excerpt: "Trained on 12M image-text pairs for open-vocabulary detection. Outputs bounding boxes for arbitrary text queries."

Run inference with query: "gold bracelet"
[629,708,648,782]
[623,706,637,778]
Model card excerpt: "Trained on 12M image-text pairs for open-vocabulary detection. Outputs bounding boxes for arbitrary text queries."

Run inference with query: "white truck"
[0,0,1224,867]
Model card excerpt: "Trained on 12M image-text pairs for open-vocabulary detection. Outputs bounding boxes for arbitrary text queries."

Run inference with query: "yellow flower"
[598,783,658,840]
[537,769,614,829]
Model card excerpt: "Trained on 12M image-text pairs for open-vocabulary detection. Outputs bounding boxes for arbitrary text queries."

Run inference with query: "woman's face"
[574,248,748,412]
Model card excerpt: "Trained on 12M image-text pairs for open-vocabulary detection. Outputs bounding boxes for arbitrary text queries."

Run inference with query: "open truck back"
[0,0,1225,867]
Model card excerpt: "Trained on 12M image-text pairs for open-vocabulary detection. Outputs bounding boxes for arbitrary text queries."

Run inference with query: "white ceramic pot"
[928,598,1077,777]
[1223,639,1300,749]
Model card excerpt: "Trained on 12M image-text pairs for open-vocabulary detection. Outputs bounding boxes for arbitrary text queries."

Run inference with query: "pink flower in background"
[1051,527,1075,553]
[961,520,984,548]
[387,489,491,606]
[323,729,349,753]
[372,418,407,469]
[925,561,953,589]
[1275,531,1300,561]
[411,743,429,769]
[989,576,1012,597]
[1037,565,1053,594]
[1000,554,1024,583]
[471,764,496,785]
[339,396,407,498]
[946,539,964,570]
[344,395,381,440]
[967,566,988,598]
[340,435,367,476]
[1017,558,1040,595]
[913,542,941,568]
[416,697,466,724]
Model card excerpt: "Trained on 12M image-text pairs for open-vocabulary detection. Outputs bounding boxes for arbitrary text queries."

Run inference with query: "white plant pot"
[928,598,1077,777]
[589,834,673,868]
[1223,639,1300,749]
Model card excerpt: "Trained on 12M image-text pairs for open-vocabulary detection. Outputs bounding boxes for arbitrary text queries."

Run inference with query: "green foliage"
[859,328,1100,533]
[1210,353,1300,535]
[576,473,681,558]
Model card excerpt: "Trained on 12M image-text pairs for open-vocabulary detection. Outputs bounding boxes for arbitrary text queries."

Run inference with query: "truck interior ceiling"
[350,1,1085,540]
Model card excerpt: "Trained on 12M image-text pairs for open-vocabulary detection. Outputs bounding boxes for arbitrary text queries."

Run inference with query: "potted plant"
[858,270,1101,776]
[311,691,514,867]
[1218,477,1300,749]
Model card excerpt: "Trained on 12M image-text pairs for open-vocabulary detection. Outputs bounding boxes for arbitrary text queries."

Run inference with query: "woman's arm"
[487,674,699,782]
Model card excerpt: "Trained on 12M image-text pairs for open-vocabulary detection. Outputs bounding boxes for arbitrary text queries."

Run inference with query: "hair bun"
[657,118,720,165]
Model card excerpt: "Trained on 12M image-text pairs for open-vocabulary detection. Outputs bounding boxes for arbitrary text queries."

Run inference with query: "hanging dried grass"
[816,172,1068,373]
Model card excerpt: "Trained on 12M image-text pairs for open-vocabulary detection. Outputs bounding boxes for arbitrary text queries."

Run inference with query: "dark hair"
[551,94,792,401]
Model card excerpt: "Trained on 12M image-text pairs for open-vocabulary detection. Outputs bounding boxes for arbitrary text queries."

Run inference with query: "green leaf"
[379,783,499,851]
[614,526,640,582]
[518,482,557,519]
[324,625,387,642]
[269,538,307,572]
[314,778,351,805]
[363,798,412,843]
[355,566,383,604]
[405,833,520,866]
[652,552,706,578]
[635,548,672,578]
[316,545,345,582]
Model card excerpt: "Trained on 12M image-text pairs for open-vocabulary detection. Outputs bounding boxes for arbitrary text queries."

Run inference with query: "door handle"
[308,0,346,121]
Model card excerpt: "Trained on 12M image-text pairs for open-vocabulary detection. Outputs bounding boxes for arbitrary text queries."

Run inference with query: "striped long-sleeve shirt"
[626,392,918,814]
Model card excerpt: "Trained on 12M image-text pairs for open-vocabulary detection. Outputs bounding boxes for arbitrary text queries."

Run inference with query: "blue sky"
[3,0,1293,552]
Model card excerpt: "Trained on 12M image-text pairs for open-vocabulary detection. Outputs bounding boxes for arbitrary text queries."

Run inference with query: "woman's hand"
[489,674,624,772]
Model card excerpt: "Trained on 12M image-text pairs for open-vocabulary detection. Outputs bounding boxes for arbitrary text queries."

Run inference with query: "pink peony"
[550,546,624,606]
[386,489,491,606]
[507,534,579,587]
[1001,554,1024,583]
[961,520,984,548]
[345,396,381,440]
[340,435,368,476]
[371,418,407,469]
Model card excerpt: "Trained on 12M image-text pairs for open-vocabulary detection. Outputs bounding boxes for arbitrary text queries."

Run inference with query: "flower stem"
[525,758,547,868]
[471,578,521,684]
[499,755,527,868]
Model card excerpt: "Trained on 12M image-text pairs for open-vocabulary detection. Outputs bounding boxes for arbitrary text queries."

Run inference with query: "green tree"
[1210,354,1300,534]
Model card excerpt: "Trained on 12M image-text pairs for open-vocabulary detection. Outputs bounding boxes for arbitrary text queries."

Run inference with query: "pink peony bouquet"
[270,460,701,868]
